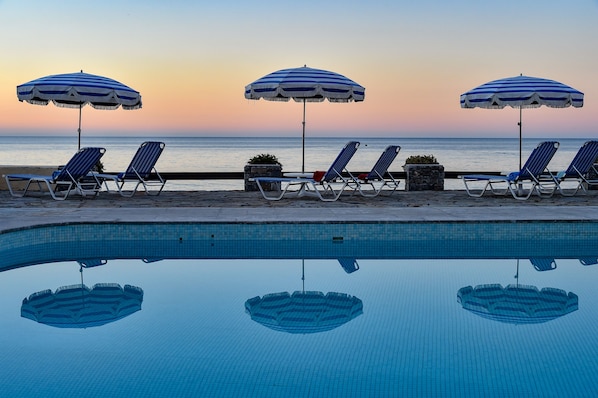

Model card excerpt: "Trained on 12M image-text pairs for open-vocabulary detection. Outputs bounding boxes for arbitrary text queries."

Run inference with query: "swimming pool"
[1,222,598,397]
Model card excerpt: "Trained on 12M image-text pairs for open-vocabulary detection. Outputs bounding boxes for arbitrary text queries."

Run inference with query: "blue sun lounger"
[354,145,401,197]
[255,141,360,202]
[93,141,166,197]
[546,140,598,196]
[338,258,360,274]
[4,147,106,200]
[461,141,560,200]
[530,258,557,272]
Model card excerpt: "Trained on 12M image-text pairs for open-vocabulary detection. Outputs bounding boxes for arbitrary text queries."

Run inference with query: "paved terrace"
[1,189,598,232]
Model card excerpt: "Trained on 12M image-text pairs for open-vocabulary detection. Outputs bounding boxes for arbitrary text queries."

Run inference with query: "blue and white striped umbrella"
[460,75,583,110]
[245,66,365,103]
[17,71,142,148]
[460,75,584,168]
[245,66,365,171]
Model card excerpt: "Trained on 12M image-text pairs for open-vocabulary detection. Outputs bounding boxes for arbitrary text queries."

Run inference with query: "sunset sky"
[0,1,597,138]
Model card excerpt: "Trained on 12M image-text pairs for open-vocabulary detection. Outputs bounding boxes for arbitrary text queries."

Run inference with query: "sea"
[0,135,594,191]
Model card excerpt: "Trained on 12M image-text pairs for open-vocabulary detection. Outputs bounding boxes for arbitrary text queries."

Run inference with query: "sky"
[0,0,597,138]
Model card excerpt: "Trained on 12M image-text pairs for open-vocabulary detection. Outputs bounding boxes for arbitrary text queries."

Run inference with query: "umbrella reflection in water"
[457,260,578,324]
[245,260,363,334]
[245,291,363,334]
[21,263,143,328]
[21,283,143,328]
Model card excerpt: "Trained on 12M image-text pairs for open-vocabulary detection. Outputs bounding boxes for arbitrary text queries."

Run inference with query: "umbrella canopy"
[460,75,583,169]
[245,291,363,334]
[21,283,143,328]
[17,71,142,149]
[245,66,365,172]
[457,283,578,325]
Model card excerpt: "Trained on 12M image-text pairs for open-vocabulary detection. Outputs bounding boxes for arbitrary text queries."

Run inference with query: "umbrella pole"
[301,259,305,293]
[302,99,306,173]
[78,104,82,150]
[518,106,522,171]
[517,106,523,195]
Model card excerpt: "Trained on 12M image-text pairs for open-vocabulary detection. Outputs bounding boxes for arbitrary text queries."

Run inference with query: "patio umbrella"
[245,66,365,172]
[17,71,142,149]
[460,75,584,169]
[21,283,144,328]
[457,283,578,325]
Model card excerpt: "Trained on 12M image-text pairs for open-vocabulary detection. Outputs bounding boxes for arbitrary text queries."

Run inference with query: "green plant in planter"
[248,153,281,166]
[404,154,438,165]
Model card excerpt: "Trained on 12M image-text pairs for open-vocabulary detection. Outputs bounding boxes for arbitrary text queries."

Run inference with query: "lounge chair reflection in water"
[255,141,360,202]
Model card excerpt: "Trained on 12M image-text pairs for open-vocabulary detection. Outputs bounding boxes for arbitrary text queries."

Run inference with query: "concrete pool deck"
[1,189,598,232]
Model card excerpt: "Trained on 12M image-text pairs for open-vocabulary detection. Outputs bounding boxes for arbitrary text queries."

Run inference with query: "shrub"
[404,154,438,165]
[247,153,281,166]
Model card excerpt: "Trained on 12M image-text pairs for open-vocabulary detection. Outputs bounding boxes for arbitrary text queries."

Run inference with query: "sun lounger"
[254,141,360,202]
[338,258,360,273]
[530,258,557,272]
[94,141,166,197]
[354,145,401,197]
[77,259,107,268]
[544,140,598,196]
[461,141,559,200]
[4,147,106,200]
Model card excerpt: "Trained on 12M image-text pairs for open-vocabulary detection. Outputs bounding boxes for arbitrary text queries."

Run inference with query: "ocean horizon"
[1,135,594,190]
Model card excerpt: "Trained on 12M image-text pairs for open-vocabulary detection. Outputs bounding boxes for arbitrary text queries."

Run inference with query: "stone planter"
[403,164,445,191]
[244,164,282,192]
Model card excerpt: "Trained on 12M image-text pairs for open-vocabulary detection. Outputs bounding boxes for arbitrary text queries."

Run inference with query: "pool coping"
[2,205,598,233]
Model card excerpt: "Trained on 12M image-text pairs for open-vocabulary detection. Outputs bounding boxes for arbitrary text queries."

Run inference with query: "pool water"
[1,223,598,397]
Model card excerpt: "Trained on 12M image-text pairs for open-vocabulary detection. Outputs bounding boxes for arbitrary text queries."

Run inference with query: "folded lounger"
[94,141,166,197]
[5,147,106,200]
[254,141,360,202]
[461,141,559,200]
[547,140,598,196]
[355,145,401,197]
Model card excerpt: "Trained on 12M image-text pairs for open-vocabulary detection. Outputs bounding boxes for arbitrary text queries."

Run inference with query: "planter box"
[403,164,444,191]
[244,164,282,192]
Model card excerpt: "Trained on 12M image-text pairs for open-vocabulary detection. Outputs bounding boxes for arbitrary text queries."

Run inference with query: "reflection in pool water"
[457,283,578,325]
[245,290,363,334]
[245,260,363,334]
[1,222,598,397]
[21,282,144,329]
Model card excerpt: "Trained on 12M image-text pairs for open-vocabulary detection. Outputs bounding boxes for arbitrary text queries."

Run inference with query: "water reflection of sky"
[2,255,598,397]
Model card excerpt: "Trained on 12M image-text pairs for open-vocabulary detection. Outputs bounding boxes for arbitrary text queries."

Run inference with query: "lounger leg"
[256,179,298,201]
[462,179,493,197]
[6,177,45,198]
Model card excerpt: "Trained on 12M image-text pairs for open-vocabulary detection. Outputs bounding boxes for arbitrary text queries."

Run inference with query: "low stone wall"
[404,164,445,191]
[243,164,282,191]
[0,166,56,191]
